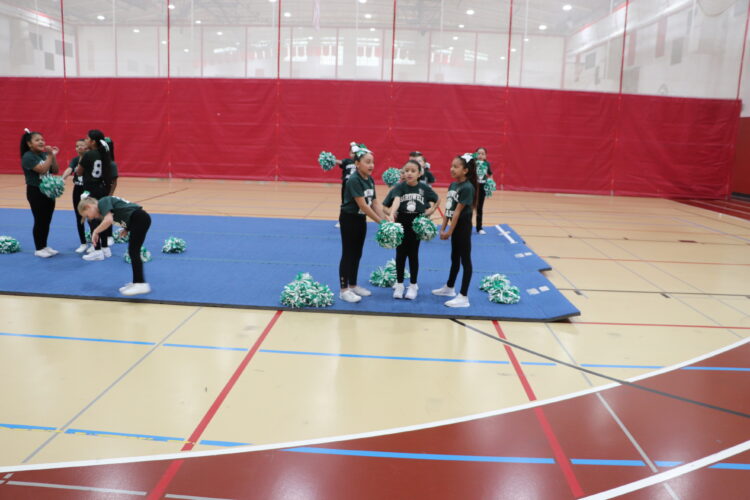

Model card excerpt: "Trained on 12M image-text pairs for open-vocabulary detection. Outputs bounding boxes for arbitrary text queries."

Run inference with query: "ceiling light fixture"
[96,15,105,21]
[563,4,572,11]
[466,9,475,15]
[538,24,547,31]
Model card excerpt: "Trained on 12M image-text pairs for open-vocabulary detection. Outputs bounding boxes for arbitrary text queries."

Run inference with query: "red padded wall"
[0,77,740,198]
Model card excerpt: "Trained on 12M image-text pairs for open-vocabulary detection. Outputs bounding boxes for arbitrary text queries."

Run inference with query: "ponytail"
[20,129,39,158]
[88,129,112,182]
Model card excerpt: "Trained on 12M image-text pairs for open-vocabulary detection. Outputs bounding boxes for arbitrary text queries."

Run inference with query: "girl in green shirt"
[433,154,478,308]
[338,147,387,304]
[20,129,60,258]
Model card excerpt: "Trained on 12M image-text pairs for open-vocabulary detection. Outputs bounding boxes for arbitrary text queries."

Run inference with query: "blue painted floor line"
[2,331,747,371]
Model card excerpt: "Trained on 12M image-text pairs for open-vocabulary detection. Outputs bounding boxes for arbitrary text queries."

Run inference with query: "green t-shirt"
[21,151,47,187]
[97,196,142,228]
[445,181,474,221]
[383,181,438,215]
[340,173,376,215]
[477,161,493,184]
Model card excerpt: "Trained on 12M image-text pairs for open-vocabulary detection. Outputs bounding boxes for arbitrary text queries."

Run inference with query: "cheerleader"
[334,143,359,228]
[78,196,152,296]
[20,129,60,258]
[62,139,89,253]
[338,145,387,303]
[383,160,438,300]
[75,129,113,261]
[432,154,478,308]
[474,147,493,234]
[409,151,436,185]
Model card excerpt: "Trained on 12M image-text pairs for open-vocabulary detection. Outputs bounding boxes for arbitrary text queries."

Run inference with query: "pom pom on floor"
[375,221,404,249]
[162,237,186,253]
[0,235,21,254]
[113,229,129,243]
[124,247,152,264]
[412,215,438,241]
[280,272,334,308]
[318,151,337,171]
[381,167,401,187]
[369,259,410,288]
[479,273,521,304]
[40,175,65,199]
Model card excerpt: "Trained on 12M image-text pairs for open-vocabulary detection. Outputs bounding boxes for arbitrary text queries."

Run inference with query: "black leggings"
[395,213,420,284]
[127,209,151,283]
[85,184,111,249]
[72,185,86,245]
[446,217,473,296]
[476,185,486,231]
[26,185,56,251]
[339,212,367,289]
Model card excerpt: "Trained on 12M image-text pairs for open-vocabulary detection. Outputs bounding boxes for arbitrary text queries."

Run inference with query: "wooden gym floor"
[0,174,748,498]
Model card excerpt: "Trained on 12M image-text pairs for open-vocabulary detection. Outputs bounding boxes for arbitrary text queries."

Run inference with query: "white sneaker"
[86,245,96,254]
[44,246,59,255]
[339,289,362,303]
[34,248,53,258]
[121,282,151,296]
[393,283,405,299]
[75,244,89,254]
[82,249,104,261]
[335,222,341,228]
[405,284,418,300]
[478,229,487,235]
[118,282,134,294]
[432,285,456,297]
[350,286,371,297]
[102,247,112,258]
[107,236,115,246]
[445,294,470,308]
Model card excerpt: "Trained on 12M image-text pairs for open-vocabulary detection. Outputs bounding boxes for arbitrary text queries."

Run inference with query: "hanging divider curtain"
[0,77,740,198]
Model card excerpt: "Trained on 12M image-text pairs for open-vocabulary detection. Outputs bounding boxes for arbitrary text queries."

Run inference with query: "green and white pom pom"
[85,230,92,243]
[381,167,401,187]
[479,273,510,292]
[375,221,404,249]
[369,259,410,288]
[484,178,497,197]
[488,285,521,304]
[412,215,438,241]
[124,247,152,264]
[0,236,21,254]
[39,175,65,199]
[280,272,334,308]
[476,160,489,178]
[162,237,186,254]
[318,151,337,171]
[112,228,129,243]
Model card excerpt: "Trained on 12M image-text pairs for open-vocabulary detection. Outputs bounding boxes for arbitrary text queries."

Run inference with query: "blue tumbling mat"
[0,209,579,321]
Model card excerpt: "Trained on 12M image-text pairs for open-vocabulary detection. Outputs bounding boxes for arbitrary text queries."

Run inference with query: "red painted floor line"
[493,321,585,498]
[544,255,750,267]
[570,321,750,330]
[146,310,283,500]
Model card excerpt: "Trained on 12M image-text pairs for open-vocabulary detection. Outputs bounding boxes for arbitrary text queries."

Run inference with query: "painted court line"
[580,440,750,499]
[145,310,283,500]
[492,321,584,497]
[5,480,146,496]
[5,331,746,371]
[1,335,748,475]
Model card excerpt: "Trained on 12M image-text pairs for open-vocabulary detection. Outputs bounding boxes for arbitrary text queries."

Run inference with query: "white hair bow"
[24,128,31,134]
[461,153,473,163]
[99,139,110,152]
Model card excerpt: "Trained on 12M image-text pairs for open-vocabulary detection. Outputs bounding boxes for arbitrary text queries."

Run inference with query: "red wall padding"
[0,77,740,198]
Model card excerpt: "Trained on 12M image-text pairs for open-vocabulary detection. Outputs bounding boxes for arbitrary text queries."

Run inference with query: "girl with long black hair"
[20,129,60,258]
